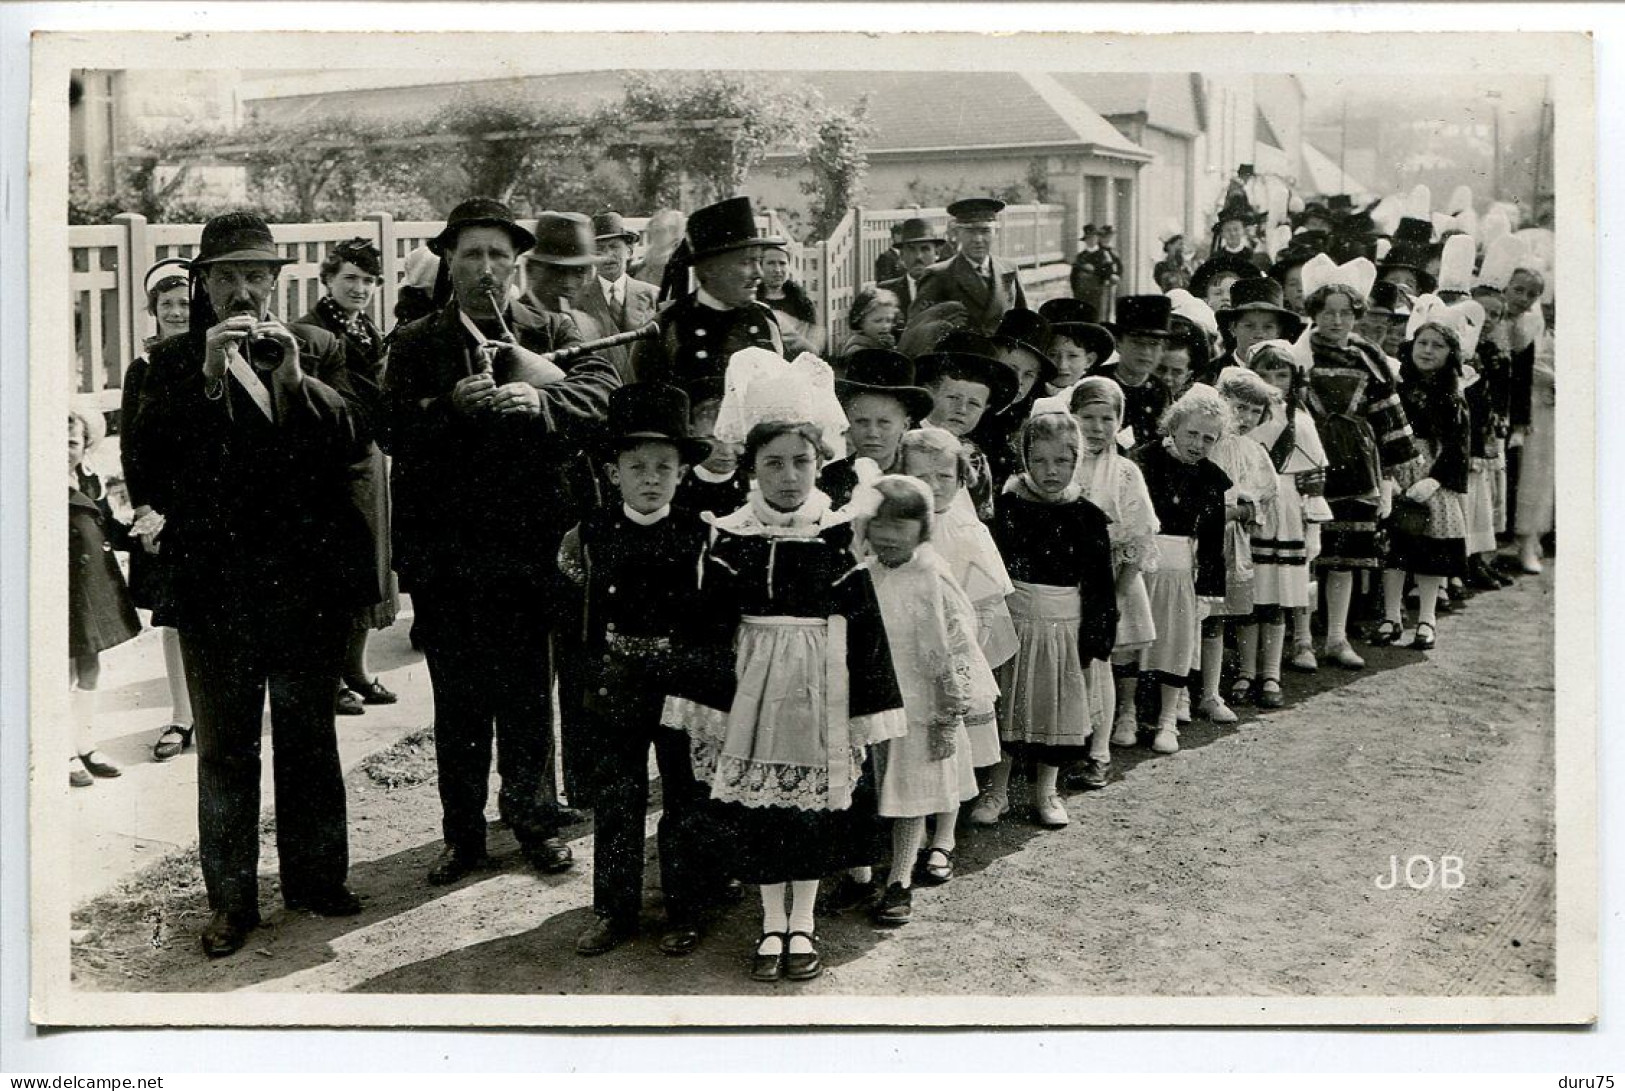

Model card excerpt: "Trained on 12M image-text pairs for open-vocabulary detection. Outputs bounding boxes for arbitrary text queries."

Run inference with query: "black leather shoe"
[284,886,363,917]
[750,932,786,983]
[526,837,574,874]
[349,677,398,705]
[575,916,636,956]
[79,750,121,778]
[784,930,822,981]
[658,920,702,957]
[335,688,366,716]
[426,846,488,886]
[870,882,913,927]
[200,910,260,958]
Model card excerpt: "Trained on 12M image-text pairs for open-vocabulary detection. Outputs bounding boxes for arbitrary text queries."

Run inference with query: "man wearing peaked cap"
[384,196,621,889]
[909,196,1029,334]
[629,195,786,395]
[878,217,947,322]
[577,212,661,384]
[129,211,378,957]
[819,348,936,508]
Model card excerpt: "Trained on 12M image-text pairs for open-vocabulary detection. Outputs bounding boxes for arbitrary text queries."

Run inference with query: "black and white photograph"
[16,20,1596,1037]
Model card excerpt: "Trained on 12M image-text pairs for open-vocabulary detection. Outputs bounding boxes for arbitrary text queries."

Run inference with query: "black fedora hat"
[1107,295,1176,340]
[592,210,641,245]
[1216,277,1306,341]
[190,211,293,268]
[989,308,1058,382]
[896,217,946,246]
[947,197,1006,224]
[914,329,1020,413]
[1038,298,1116,363]
[685,196,786,260]
[529,211,598,268]
[836,348,936,422]
[600,382,711,466]
[430,197,537,257]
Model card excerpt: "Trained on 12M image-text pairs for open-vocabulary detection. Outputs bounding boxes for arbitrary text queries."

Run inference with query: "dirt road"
[71,568,1555,1000]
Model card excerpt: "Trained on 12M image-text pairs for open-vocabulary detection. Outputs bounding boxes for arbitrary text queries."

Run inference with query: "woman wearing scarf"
[300,237,398,714]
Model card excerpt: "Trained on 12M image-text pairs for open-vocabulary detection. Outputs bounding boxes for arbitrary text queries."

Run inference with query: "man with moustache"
[132,212,376,957]
[878,217,947,330]
[910,197,1030,334]
[383,197,620,888]
[576,211,661,383]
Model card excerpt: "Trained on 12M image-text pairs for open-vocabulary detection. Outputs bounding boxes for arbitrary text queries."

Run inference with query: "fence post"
[369,211,398,326]
[850,205,865,288]
[112,212,149,381]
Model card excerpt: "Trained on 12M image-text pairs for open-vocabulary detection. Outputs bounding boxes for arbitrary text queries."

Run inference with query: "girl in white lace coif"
[660,349,907,985]
[972,413,1118,831]
[855,475,998,925]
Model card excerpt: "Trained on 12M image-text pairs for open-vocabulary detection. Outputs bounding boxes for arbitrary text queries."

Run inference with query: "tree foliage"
[800,97,875,240]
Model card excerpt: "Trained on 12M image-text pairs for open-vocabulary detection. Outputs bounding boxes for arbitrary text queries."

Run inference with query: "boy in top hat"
[878,217,947,325]
[1214,277,1306,377]
[630,195,786,392]
[910,197,1029,334]
[819,349,936,508]
[915,330,1019,522]
[131,211,376,957]
[384,197,620,890]
[1091,295,1176,452]
[1035,298,1116,408]
[579,211,662,383]
[559,383,725,957]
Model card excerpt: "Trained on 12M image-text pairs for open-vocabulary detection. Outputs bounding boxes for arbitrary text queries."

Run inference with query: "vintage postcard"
[26,25,1595,1029]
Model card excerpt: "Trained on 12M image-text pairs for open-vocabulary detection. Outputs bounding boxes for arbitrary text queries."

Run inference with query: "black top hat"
[1037,298,1116,364]
[914,329,1020,413]
[896,217,946,245]
[1215,192,1264,226]
[990,308,1059,382]
[430,197,537,257]
[1380,216,1436,277]
[1326,195,1356,214]
[1216,277,1306,341]
[191,212,293,268]
[836,349,936,422]
[685,196,785,261]
[601,382,711,466]
[1080,223,1099,236]
[592,211,640,245]
[1107,295,1176,340]
[529,211,598,267]
[1366,280,1415,316]
[947,197,1006,224]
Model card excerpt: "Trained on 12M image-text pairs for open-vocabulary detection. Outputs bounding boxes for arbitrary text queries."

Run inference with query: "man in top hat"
[1327,198,1384,264]
[1209,192,1271,277]
[629,195,786,394]
[1153,230,1192,293]
[577,211,661,384]
[1090,294,1177,451]
[559,382,728,958]
[131,211,378,957]
[1213,276,1306,381]
[878,217,946,327]
[818,349,936,508]
[909,197,1029,335]
[1378,216,1438,296]
[1292,199,1336,238]
[874,221,907,283]
[1068,224,1107,322]
[383,197,620,889]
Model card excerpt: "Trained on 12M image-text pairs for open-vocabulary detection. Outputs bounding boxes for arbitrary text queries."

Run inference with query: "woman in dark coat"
[120,258,197,761]
[69,403,140,786]
[300,238,398,715]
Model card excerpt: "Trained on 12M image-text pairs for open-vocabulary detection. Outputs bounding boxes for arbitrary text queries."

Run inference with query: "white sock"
[1158,683,1183,730]
[788,881,819,952]
[1261,621,1286,682]
[890,817,925,889]
[988,755,1013,796]
[71,686,98,756]
[1325,571,1354,648]
[1382,569,1407,626]
[848,866,872,884]
[1291,606,1313,649]
[160,627,194,727]
[758,883,788,953]
[1200,632,1225,701]
[1034,762,1059,801]
[930,810,958,853]
[1236,623,1259,682]
[1115,676,1138,725]
[1416,574,1443,628]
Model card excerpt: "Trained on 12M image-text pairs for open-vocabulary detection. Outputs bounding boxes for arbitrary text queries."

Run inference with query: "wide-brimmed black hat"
[1215,192,1265,227]
[989,308,1058,382]
[592,211,640,245]
[1378,216,1438,292]
[1190,256,1261,302]
[1107,295,1176,340]
[836,348,936,422]
[947,197,1006,224]
[685,196,786,260]
[896,217,946,246]
[1038,298,1116,363]
[1269,233,1326,282]
[600,382,711,465]
[191,212,293,268]
[529,211,598,267]
[914,329,1020,412]
[1216,277,1306,341]
[430,197,537,257]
